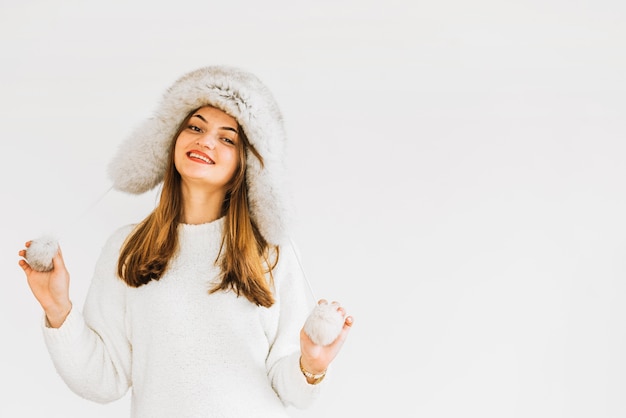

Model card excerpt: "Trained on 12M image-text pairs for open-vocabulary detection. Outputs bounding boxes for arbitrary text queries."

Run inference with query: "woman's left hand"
[299,299,354,381]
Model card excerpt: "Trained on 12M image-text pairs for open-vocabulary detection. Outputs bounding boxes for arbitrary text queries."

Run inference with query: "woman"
[18,66,353,417]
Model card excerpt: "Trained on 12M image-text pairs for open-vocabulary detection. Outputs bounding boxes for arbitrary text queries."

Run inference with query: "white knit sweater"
[42,218,322,417]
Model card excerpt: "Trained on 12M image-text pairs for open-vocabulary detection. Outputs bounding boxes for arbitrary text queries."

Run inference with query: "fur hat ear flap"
[107,66,292,244]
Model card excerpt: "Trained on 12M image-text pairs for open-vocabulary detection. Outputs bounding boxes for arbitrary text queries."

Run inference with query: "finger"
[51,246,65,270]
[337,316,354,337]
[24,241,32,247]
[317,299,328,305]
[18,259,32,274]
[338,316,354,337]
[325,317,353,351]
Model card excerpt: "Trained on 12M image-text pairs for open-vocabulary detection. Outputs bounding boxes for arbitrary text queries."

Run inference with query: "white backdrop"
[2,0,626,417]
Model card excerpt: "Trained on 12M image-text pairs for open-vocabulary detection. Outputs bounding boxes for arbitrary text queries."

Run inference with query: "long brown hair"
[117,107,278,307]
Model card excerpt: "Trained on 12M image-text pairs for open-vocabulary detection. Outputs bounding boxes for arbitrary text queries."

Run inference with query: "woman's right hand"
[18,241,72,328]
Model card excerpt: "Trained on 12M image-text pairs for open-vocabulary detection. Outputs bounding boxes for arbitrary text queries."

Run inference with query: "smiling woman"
[173,106,245,223]
[16,65,354,418]
[174,107,241,198]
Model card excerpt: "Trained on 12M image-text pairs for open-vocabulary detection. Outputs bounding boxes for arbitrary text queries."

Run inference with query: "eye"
[188,124,202,133]
[222,137,235,145]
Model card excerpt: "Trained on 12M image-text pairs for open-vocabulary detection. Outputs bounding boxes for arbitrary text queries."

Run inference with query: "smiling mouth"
[188,152,214,164]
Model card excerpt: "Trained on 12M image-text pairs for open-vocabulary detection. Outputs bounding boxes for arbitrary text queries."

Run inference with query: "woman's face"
[174,106,241,194]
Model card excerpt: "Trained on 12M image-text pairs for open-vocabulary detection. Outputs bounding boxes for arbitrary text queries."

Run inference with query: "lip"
[187,150,214,165]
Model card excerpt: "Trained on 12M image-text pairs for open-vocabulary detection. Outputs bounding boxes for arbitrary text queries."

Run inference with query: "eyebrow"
[192,114,238,133]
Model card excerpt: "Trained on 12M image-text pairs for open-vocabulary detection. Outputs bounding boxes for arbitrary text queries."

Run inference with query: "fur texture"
[303,303,345,346]
[25,235,59,272]
[107,66,292,245]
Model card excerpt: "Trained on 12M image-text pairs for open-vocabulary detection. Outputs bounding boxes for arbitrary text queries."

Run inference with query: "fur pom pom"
[303,302,345,346]
[25,236,59,272]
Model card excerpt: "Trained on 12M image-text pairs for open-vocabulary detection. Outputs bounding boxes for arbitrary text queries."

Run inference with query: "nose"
[196,134,217,150]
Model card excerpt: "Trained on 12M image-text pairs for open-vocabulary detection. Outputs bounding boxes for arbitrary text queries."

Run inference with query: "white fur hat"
[107,65,291,245]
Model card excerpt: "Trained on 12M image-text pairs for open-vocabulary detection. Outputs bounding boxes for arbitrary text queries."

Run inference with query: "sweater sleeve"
[264,240,325,408]
[41,225,133,403]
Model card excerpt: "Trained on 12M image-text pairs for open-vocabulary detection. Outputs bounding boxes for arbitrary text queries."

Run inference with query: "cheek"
[173,138,185,170]
[225,148,241,172]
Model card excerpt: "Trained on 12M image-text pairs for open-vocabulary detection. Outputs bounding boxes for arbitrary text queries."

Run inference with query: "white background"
[2,0,626,417]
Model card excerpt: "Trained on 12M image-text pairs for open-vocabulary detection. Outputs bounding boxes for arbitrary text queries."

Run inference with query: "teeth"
[189,152,213,164]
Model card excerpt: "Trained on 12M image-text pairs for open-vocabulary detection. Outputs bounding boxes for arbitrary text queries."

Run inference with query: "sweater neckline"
[178,216,225,236]
[176,217,225,254]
